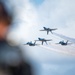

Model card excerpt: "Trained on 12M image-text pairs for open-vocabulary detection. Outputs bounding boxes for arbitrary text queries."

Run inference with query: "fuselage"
[27,42,35,46]
[29,44,35,46]
[59,41,67,45]
[44,27,50,31]
[38,38,46,41]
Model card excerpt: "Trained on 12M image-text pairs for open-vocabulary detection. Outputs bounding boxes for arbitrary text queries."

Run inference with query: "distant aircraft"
[40,27,57,35]
[53,32,75,44]
[24,41,39,46]
[56,40,71,46]
[35,38,52,45]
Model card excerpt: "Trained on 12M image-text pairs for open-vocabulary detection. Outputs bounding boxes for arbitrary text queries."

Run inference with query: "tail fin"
[43,27,46,29]
[45,41,48,45]
[42,41,44,45]
[34,41,36,44]
[50,31,53,34]
[47,31,49,35]
[66,40,68,44]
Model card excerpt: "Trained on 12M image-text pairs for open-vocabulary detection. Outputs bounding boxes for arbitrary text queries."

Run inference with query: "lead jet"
[40,27,57,35]
[56,40,72,46]
[24,41,39,46]
[35,38,52,45]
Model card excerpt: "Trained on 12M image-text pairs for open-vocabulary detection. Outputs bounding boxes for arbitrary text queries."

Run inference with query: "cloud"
[3,0,38,45]
[37,0,75,37]
[29,0,75,75]
[2,0,75,75]
[21,0,75,64]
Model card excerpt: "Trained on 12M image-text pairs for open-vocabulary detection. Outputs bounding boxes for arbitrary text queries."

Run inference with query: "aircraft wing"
[51,28,57,30]
[45,39,52,41]
[53,32,75,44]
[23,44,28,45]
[40,30,45,31]
[35,40,40,41]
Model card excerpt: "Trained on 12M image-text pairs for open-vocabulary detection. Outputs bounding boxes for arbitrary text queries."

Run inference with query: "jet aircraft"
[56,40,71,46]
[24,41,39,46]
[35,38,52,45]
[40,27,57,34]
[53,32,75,44]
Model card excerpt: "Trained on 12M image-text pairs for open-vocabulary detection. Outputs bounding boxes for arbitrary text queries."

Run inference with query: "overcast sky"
[2,0,75,75]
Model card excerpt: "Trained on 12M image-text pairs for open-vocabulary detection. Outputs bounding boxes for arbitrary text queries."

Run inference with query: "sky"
[30,0,44,6]
[2,0,75,75]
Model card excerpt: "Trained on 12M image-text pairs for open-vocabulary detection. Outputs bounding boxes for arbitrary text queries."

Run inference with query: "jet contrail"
[39,45,75,56]
[50,43,75,56]
[53,32,75,48]
[53,32,75,44]
[70,44,75,48]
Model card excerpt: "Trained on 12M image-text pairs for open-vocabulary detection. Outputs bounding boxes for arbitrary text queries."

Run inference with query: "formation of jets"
[24,27,72,46]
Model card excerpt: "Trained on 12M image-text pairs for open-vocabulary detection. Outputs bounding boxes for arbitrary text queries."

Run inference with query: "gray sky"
[2,0,75,75]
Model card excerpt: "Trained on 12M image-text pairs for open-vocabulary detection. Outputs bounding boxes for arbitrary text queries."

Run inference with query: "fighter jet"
[40,27,57,35]
[24,41,39,46]
[35,38,52,45]
[56,40,72,46]
[53,32,75,44]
